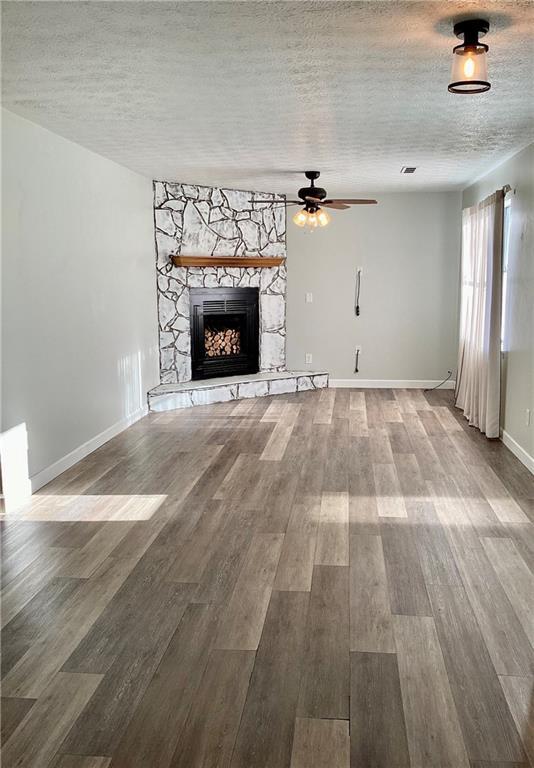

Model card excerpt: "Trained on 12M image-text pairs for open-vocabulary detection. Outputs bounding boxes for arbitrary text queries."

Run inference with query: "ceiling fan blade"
[248,199,296,205]
[325,199,378,205]
[321,202,350,210]
[249,196,377,207]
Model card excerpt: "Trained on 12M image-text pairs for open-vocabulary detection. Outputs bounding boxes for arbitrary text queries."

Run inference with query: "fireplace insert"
[190,287,259,380]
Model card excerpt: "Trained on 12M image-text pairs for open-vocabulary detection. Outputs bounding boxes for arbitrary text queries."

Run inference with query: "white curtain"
[455,190,503,438]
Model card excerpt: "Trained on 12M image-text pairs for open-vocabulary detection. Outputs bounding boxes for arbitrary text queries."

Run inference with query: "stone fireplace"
[149,179,328,412]
[154,181,287,384]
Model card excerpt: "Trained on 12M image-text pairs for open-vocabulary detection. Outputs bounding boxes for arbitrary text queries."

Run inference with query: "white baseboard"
[329,379,456,389]
[30,406,149,493]
[501,429,534,475]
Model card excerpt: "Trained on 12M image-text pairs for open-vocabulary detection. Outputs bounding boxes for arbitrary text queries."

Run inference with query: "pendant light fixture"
[448,19,491,94]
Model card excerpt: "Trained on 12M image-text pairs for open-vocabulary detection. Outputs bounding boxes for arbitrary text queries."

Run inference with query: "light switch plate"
[305,292,313,303]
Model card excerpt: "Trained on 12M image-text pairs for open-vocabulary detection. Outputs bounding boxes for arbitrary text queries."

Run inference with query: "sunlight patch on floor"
[11,493,167,521]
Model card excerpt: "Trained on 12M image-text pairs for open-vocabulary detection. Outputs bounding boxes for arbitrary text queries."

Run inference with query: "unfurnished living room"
[1,1,534,766]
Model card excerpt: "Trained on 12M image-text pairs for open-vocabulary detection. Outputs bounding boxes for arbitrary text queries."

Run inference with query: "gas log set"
[204,326,241,357]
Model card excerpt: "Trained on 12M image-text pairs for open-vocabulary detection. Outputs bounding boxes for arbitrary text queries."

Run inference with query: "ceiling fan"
[250,171,377,228]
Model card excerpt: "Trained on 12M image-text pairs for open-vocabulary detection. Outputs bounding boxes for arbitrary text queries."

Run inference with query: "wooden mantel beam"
[171,255,285,268]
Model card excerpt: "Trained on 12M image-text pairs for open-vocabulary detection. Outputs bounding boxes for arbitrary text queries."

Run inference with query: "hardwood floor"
[1,388,534,767]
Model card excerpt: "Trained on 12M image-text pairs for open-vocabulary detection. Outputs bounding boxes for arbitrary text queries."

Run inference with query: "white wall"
[463,143,534,468]
[286,191,462,384]
[1,110,159,489]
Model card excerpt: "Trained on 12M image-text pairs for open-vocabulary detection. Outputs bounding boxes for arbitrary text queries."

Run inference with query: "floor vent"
[401,166,417,174]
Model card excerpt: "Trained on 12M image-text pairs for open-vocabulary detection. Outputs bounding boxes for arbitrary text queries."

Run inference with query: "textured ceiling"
[2,1,534,194]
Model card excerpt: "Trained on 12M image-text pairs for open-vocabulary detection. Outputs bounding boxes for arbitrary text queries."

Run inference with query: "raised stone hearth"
[148,371,329,412]
[154,181,287,384]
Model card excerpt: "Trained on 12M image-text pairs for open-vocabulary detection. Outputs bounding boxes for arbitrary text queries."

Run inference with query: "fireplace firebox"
[190,287,259,380]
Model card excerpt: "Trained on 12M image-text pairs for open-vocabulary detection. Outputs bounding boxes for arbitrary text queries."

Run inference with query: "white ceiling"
[2,1,533,195]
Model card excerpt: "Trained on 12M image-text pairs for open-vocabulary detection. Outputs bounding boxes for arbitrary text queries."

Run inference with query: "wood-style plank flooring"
[2,388,534,767]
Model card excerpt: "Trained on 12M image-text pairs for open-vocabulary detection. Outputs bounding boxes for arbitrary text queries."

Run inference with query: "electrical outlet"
[357,266,363,275]
[355,345,362,353]
[305,353,313,365]
[526,408,531,426]
[305,292,313,303]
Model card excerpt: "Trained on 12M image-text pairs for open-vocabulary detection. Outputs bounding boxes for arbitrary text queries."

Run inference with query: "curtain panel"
[455,190,504,438]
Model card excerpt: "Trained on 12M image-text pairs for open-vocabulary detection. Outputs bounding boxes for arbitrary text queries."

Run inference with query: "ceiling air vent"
[401,166,417,174]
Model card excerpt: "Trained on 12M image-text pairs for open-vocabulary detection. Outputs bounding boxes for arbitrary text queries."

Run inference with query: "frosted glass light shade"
[449,45,490,93]
[292,206,331,229]
[292,209,308,227]
[316,209,331,227]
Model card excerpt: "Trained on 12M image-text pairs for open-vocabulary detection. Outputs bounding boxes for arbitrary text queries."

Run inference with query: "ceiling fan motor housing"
[299,170,326,211]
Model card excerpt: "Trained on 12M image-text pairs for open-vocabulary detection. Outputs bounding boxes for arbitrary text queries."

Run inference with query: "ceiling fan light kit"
[292,207,331,229]
[448,19,491,94]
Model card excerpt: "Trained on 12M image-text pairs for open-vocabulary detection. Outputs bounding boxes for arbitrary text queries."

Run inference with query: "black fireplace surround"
[190,287,259,380]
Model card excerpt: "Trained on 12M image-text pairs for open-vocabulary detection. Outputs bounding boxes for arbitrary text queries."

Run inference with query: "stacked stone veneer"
[154,181,287,384]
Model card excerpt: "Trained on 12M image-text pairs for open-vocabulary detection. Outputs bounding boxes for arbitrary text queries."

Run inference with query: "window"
[501,195,512,351]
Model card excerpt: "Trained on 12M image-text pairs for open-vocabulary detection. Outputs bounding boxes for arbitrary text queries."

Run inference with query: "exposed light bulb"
[292,209,308,227]
[463,55,475,78]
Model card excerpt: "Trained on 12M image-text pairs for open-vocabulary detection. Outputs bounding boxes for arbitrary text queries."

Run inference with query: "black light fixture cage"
[448,19,491,94]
